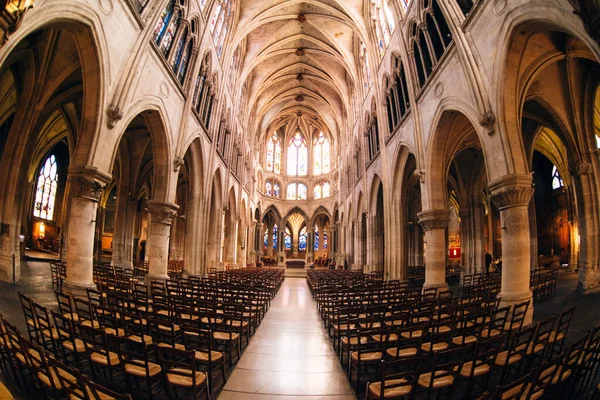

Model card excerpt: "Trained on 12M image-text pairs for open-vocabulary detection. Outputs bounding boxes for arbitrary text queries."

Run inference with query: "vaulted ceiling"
[229,0,373,149]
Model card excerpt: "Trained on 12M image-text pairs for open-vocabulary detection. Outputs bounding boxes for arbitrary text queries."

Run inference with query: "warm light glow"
[38,222,45,239]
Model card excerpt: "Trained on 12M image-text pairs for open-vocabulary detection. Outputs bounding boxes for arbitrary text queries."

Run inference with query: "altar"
[286,259,306,269]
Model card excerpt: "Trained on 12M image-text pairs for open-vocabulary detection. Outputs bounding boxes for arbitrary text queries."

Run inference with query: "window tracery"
[371,0,396,57]
[33,154,59,220]
[313,181,331,199]
[287,183,307,200]
[313,131,330,176]
[266,132,282,174]
[552,165,564,190]
[287,131,308,176]
[210,0,234,58]
[264,178,281,198]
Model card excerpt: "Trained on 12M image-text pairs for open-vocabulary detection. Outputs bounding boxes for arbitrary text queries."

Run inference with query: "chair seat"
[547,331,565,344]
[540,365,571,385]
[504,321,522,331]
[104,327,126,337]
[158,342,186,351]
[460,361,490,378]
[495,351,522,366]
[418,370,454,389]
[373,333,398,342]
[350,351,383,362]
[516,342,545,355]
[368,378,411,398]
[386,347,418,358]
[421,342,449,352]
[125,361,161,377]
[401,330,423,339]
[166,368,207,387]
[452,335,477,346]
[158,324,180,332]
[341,336,368,345]
[500,383,543,400]
[194,350,224,362]
[228,320,249,328]
[333,324,355,331]
[80,320,101,329]
[91,351,120,366]
[42,328,60,340]
[480,328,501,338]
[213,331,239,341]
[38,367,76,390]
[62,339,87,353]
[128,335,153,344]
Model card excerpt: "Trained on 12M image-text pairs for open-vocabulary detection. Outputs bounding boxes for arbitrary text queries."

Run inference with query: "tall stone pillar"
[256,222,264,257]
[123,197,137,268]
[266,222,274,257]
[145,200,179,283]
[63,166,111,297]
[489,174,535,325]
[418,209,449,291]
[307,227,314,264]
[329,224,338,259]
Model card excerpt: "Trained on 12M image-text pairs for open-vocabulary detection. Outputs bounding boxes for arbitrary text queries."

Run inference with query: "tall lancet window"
[33,155,59,220]
[551,165,564,190]
[266,132,282,174]
[313,131,330,176]
[287,131,308,176]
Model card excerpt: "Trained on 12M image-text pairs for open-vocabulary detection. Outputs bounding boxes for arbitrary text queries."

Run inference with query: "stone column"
[489,174,535,325]
[329,224,338,258]
[123,197,137,268]
[418,209,450,291]
[63,166,110,297]
[307,227,314,264]
[145,200,179,283]
[266,222,274,257]
[256,222,264,256]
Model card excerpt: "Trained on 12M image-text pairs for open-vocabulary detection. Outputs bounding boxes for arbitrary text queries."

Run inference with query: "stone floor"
[1,262,600,399]
[219,277,355,399]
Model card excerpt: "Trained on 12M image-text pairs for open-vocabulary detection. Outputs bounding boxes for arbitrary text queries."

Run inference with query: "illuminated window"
[314,225,319,251]
[286,183,307,200]
[551,165,564,190]
[313,181,331,199]
[299,227,307,251]
[596,135,600,149]
[284,227,292,250]
[159,10,181,57]
[199,0,209,13]
[323,228,328,249]
[372,0,396,57]
[210,0,234,58]
[264,178,281,198]
[313,131,330,175]
[266,132,282,174]
[287,131,308,176]
[33,155,59,220]
[399,0,411,10]
[272,224,278,250]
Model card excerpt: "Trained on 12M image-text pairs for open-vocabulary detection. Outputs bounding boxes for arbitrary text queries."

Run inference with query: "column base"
[63,279,96,298]
[145,273,170,284]
[498,289,534,326]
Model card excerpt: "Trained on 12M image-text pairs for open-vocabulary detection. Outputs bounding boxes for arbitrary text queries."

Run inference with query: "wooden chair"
[114,335,163,400]
[349,327,392,390]
[416,346,467,400]
[18,292,38,344]
[548,306,575,355]
[80,374,133,400]
[504,300,530,332]
[459,335,504,397]
[182,326,226,390]
[79,324,122,385]
[31,300,60,354]
[491,370,543,400]
[56,290,78,322]
[155,345,209,400]
[51,309,88,371]
[386,324,427,360]
[494,325,536,384]
[365,355,427,400]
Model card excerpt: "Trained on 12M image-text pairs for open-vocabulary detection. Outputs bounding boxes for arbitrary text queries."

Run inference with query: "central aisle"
[218,278,355,399]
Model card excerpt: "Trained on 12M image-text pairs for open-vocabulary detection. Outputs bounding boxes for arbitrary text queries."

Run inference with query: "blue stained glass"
[324,229,328,249]
[273,225,278,250]
[314,227,319,251]
[153,2,173,45]
[299,227,307,251]
[284,234,291,250]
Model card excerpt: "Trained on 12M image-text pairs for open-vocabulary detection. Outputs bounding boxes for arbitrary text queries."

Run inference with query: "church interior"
[0,0,599,398]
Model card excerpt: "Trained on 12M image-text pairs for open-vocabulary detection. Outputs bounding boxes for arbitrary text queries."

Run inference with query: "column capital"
[570,161,593,176]
[68,165,111,202]
[488,173,534,210]
[417,209,449,231]
[147,200,179,225]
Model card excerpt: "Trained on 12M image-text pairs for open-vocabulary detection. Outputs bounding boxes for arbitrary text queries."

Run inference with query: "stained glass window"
[171,28,187,70]
[596,135,600,149]
[286,184,297,200]
[211,0,233,58]
[314,225,319,251]
[33,155,59,220]
[287,131,308,176]
[265,181,272,196]
[284,227,292,250]
[313,131,330,175]
[399,0,410,11]
[266,132,281,174]
[297,184,307,200]
[323,229,328,249]
[273,224,278,250]
[299,227,307,251]
[263,231,268,249]
[361,42,372,93]
[314,185,322,199]
[551,165,564,190]
[273,183,280,197]
[313,182,331,199]
[153,1,174,45]
[159,10,181,57]
[200,0,209,12]
[177,42,192,84]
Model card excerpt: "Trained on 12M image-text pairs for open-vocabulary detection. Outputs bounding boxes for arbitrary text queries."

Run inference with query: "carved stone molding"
[296,73,304,81]
[295,95,304,102]
[173,156,184,172]
[417,209,449,231]
[479,111,496,136]
[414,169,426,183]
[0,1,33,47]
[488,174,534,210]
[106,105,123,129]
[68,165,111,202]
[295,48,305,57]
[570,161,593,176]
[147,200,179,225]
[297,13,306,23]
